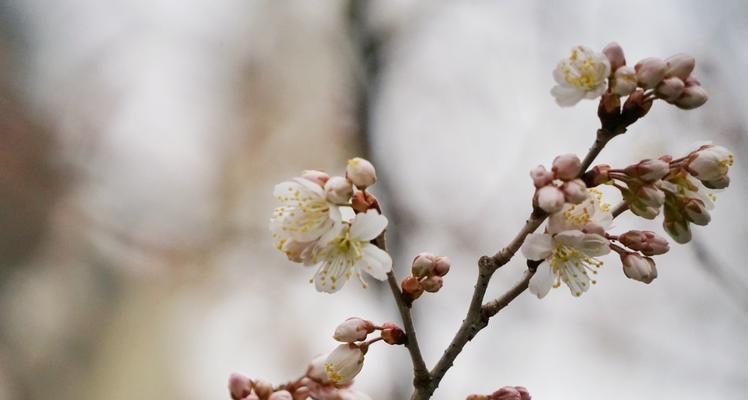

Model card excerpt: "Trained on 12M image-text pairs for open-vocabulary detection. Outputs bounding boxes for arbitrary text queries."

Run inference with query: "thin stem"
[481,271,533,319]
[579,129,617,175]
[376,233,431,388]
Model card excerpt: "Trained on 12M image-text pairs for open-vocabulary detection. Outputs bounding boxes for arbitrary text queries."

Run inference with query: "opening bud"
[635,57,667,89]
[561,179,588,204]
[421,275,444,293]
[665,53,695,80]
[324,176,353,205]
[602,42,626,72]
[552,153,582,181]
[346,157,377,189]
[324,344,365,384]
[301,170,329,188]
[683,198,711,226]
[530,165,553,188]
[624,158,670,182]
[621,253,658,284]
[333,317,375,343]
[688,145,733,182]
[381,322,406,345]
[535,186,565,214]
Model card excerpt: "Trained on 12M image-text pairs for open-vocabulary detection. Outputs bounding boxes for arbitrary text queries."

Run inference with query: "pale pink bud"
[552,153,582,181]
[433,256,451,277]
[401,276,424,300]
[619,230,669,256]
[602,42,626,72]
[324,176,353,205]
[269,391,294,400]
[611,66,637,96]
[636,184,665,207]
[381,322,406,345]
[688,145,733,182]
[582,222,606,236]
[489,386,521,400]
[229,373,253,400]
[656,77,685,102]
[536,186,565,214]
[301,170,329,188]
[621,253,657,284]
[254,379,274,400]
[625,158,670,182]
[665,53,695,80]
[674,85,708,109]
[684,75,701,87]
[421,275,444,293]
[530,165,553,188]
[618,230,647,250]
[346,157,377,189]
[411,252,436,277]
[683,198,711,226]
[324,344,365,384]
[333,317,375,343]
[635,57,667,89]
[561,179,588,204]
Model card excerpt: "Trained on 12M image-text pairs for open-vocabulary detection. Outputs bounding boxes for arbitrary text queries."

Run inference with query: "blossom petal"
[529,261,554,299]
[551,85,585,107]
[357,244,392,280]
[350,209,388,241]
[521,233,553,260]
[313,256,351,293]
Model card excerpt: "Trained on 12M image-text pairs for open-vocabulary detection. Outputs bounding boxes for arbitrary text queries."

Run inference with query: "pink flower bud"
[536,186,565,214]
[665,53,695,80]
[621,253,657,284]
[683,198,711,226]
[432,256,451,277]
[552,153,582,181]
[381,322,406,345]
[401,276,424,300]
[324,176,353,205]
[530,165,553,188]
[346,157,377,189]
[624,158,670,182]
[618,230,647,249]
[489,386,521,400]
[411,252,436,277]
[611,66,637,96]
[293,387,310,400]
[561,179,588,204]
[333,317,374,343]
[602,42,626,72]
[229,373,253,400]
[635,57,667,89]
[301,170,329,188]
[636,184,665,208]
[269,390,293,400]
[254,380,274,400]
[420,275,444,293]
[656,77,685,102]
[619,230,669,256]
[582,222,606,236]
[674,85,708,109]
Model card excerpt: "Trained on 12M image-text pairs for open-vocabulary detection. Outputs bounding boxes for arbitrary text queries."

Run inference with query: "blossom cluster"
[552,42,707,110]
[270,158,392,293]
[531,153,587,214]
[466,386,532,400]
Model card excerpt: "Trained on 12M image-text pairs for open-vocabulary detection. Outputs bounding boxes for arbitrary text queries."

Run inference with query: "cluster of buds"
[333,317,405,346]
[465,386,531,400]
[319,157,379,209]
[609,230,670,284]
[585,144,733,245]
[401,252,451,302]
[531,153,587,214]
[229,374,294,400]
[597,43,707,134]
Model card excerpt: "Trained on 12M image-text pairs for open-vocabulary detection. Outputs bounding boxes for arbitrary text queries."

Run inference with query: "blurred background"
[0,0,747,399]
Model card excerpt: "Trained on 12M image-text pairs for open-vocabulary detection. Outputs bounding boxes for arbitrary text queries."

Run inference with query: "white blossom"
[689,145,734,182]
[324,344,365,384]
[551,46,611,107]
[310,209,392,293]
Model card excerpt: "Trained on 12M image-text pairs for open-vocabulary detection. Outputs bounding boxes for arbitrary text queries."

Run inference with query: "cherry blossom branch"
[375,234,431,387]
